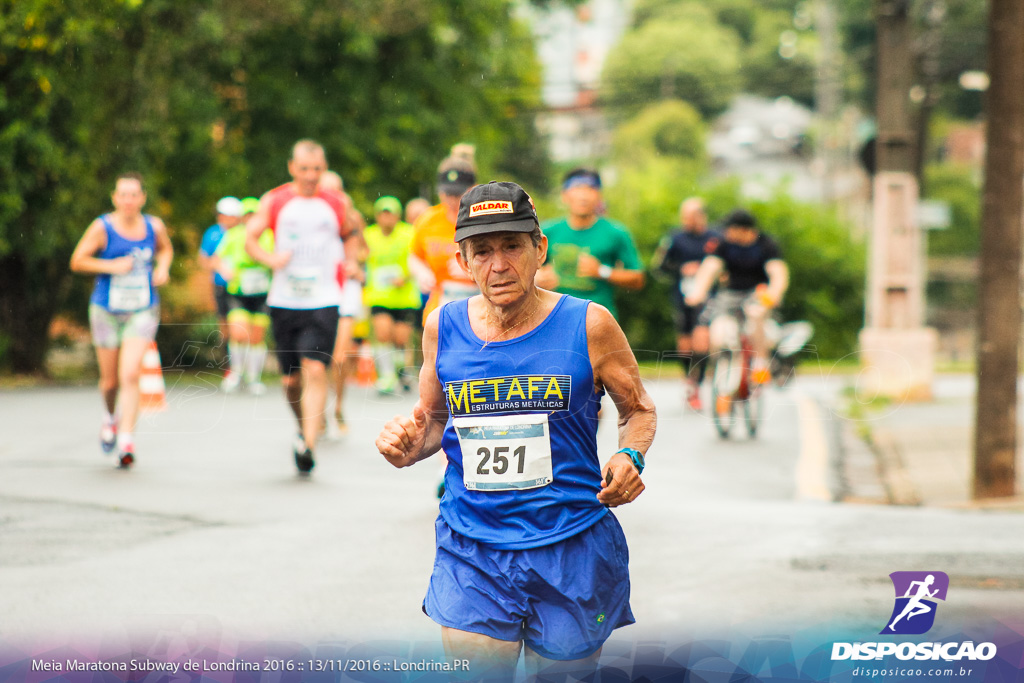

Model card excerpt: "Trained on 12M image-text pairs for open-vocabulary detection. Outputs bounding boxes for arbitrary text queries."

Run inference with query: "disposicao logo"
[831,571,997,663]
[881,571,949,635]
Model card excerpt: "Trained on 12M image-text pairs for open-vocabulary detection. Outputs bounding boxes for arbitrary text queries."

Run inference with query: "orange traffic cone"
[356,341,377,387]
[139,341,167,412]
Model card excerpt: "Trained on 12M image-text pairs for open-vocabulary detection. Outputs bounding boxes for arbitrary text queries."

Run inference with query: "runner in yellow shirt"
[213,196,273,395]
[364,196,421,393]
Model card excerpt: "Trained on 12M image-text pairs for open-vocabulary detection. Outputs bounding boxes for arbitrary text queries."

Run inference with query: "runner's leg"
[524,646,601,683]
[224,309,250,391]
[332,316,355,422]
[283,373,303,425]
[299,358,328,450]
[441,627,521,682]
[245,318,268,391]
[96,347,120,415]
[394,319,414,390]
[372,312,397,391]
[116,337,149,448]
[692,323,710,385]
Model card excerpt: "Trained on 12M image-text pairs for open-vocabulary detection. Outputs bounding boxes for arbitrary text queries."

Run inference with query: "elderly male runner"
[376,181,656,680]
[245,140,359,473]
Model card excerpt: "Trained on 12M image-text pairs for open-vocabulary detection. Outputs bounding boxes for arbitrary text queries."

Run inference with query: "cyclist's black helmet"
[724,208,758,229]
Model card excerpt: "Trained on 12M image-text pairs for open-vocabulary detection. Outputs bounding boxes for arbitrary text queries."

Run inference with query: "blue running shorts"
[423,512,635,661]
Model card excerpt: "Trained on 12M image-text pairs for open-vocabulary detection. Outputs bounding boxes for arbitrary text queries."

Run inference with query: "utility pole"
[974,0,1023,499]
[859,0,937,400]
[815,0,841,202]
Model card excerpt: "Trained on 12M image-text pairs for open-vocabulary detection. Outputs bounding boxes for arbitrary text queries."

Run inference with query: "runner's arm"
[577,254,645,290]
[69,220,133,275]
[245,195,289,270]
[341,193,367,280]
[649,236,677,282]
[151,217,173,287]
[587,303,656,506]
[608,265,645,290]
[685,255,724,306]
[376,308,449,467]
[342,229,363,281]
[407,254,436,293]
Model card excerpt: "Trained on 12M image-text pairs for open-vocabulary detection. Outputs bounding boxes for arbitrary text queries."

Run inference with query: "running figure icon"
[881,571,949,635]
[888,575,938,630]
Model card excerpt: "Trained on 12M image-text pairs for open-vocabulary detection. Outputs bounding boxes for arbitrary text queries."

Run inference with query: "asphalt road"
[2,372,1022,655]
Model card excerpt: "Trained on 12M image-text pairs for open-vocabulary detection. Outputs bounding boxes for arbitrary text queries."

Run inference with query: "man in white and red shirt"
[246,139,360,474]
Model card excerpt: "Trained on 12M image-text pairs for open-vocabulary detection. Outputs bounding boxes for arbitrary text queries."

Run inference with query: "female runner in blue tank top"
[377,182,656,681]
[70,172,173,468]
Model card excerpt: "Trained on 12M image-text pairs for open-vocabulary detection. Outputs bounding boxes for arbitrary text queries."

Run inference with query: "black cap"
[438,167,476,196]
[455,181,539,242]
[723,208,758,229]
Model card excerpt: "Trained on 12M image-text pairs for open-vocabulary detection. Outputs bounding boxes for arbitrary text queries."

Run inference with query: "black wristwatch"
[616,447,645,475]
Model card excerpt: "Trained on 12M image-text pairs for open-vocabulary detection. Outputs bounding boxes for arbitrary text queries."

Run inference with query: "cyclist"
[69,172,173,468]
[651,197,720,411]
[364,196,420,394]
[685,208,789,389]
[212,196,272,395]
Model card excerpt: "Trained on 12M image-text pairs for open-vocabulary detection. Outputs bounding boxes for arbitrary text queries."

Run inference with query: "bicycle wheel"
[710,352,737,439]
[744,382,765,438]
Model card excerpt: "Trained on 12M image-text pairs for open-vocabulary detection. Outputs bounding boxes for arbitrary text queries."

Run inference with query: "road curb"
[794,396,838,502]
[825,401,898,505]
[866,428,921,506]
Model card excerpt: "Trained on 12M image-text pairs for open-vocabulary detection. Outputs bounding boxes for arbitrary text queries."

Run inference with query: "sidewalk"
[828,374,1024,510]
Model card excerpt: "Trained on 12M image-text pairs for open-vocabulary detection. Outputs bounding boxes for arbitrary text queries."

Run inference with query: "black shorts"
[228,294,269,317]
[213,283,231,319]
[698,289,756,327]
[269,306,340,375]
[672,303,706,336]
[369,306,419,325]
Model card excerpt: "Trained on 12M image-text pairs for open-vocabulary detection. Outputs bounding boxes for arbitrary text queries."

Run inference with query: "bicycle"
[706,295,767,439]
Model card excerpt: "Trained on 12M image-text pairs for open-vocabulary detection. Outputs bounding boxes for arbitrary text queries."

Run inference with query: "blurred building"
[523,0,629,163]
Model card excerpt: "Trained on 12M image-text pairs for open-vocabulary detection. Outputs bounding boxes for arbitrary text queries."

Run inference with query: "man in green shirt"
[536,168,644,318]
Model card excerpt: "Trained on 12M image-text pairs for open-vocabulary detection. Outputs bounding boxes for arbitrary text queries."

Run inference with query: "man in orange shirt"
[409,144,479,320]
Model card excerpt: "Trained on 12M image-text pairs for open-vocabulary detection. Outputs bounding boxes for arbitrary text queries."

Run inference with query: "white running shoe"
[100,421,117,454]
[221,372,242,393]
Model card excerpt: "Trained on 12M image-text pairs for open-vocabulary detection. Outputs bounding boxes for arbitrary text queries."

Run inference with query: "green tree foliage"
[601,4,743,119]
[0,0,549,373]
[0,0,257,372]
[236,0,549,210]
[739,7,816,106]
[612,100,706,162]
[924,162,980,257]
[604,0,814,118]
[837,0,986,119]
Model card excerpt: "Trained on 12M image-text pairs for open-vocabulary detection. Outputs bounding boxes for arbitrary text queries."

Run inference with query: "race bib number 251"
[454,414,553,491]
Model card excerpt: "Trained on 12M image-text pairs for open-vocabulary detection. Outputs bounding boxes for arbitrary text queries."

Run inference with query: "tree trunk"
[0,255,65,375]
[974,0,1024,499]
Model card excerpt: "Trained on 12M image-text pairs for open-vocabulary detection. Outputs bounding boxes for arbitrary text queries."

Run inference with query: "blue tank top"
[436,294,607,549]
[90,214,158,312]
